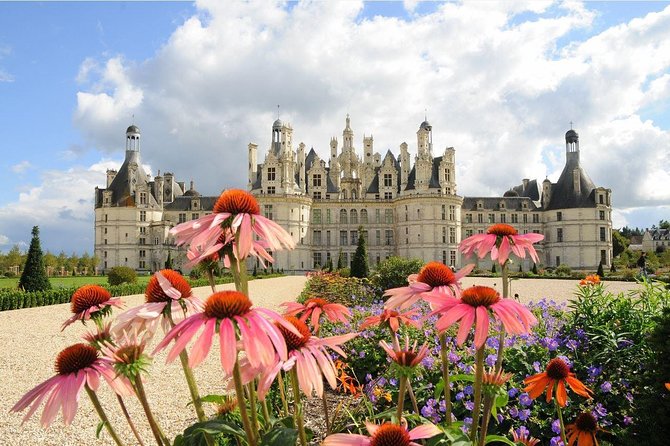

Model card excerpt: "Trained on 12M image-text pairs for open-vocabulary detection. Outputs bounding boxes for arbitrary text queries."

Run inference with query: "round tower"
[125,125,141,152]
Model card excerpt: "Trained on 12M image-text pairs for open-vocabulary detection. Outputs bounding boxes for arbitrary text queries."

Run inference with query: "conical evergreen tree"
[337,248,345,270]
[18,226,51,292]
[596,261,604,277]
[165,251,173,269]
[351,227,369,278]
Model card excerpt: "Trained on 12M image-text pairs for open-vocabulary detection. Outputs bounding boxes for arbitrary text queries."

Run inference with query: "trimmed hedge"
[0,273,285,312]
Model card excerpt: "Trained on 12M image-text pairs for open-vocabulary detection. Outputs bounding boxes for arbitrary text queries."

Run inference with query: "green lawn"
[0,275,152,289]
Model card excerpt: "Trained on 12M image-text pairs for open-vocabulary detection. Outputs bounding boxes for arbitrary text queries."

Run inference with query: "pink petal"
[40,380,64,427]
[156,271,182,300]
[435,304,471,333]
[323,434,370,446]
[455,308,476,346]
[219,318,237,375]
[474,306,490,349]
[409,423,442,440]
[189,318,216,368]
[166,318,205,363]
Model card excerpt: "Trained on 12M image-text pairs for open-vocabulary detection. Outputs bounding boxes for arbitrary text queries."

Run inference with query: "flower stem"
[232,361,257,446]
[247,382,261,439]
[407,381,420,415]
[494,262,510,372]
[439,333,453,425]
[277,371,290,417]
[230,233,250,296]
[477,396,493,446]
[289,368,308,446]
[116,394,145,446]
[470,346,485,444]
[321,388,331,434]
[84,384,125,446]
[205,267,217,293]
[261,396,271,429]
[134,377,169,446]
[555,399,568,446]
[396,375,408,423]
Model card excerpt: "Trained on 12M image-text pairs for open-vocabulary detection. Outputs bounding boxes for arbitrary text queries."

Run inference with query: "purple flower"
[593,403,607,418]
[455,391,465,401]
[485,354,497,367]
[464,385,474,395]
[516,426,530,437]
[587,365,602,378]
[508,387,519,398]
[550,436,564,446]
[625,392,634,404]
[600,381,612,393]
[519,409,531,421]
[421,405,435,418]
[359,351,366,358]
[509,407,519,418]
[624,416,633,426]
[389,378,398,387]
[519,393,533,407]
[552,419,562,434]
[532,361,542,372]
[465,401,474,410]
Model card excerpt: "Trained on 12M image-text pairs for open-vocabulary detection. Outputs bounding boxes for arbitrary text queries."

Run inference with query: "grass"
[0,275,152,289]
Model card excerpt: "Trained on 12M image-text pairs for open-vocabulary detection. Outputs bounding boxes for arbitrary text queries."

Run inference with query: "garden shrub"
[107,266,137,286]
[555,263,572,276]
[370,256,423,291]
[298,271,375,307]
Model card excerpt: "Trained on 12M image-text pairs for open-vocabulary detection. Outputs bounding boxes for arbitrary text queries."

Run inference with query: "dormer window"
[383,173,392,187]
[313,174,322,187]
[139,192,147,205]
[267,167,276,181]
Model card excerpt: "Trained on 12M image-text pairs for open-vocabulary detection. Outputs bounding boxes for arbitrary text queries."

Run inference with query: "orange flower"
[665,383,670,391]
[566,412,604,446]
[579,275,600,286]
[523,358,592,407]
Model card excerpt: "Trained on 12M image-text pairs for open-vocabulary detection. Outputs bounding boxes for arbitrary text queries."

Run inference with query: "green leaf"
[484,434,518,445]
[96,421,105,439]
[259,425,298,446]
[179,420,246,446]
[197,394,229,405]
[450,373,475,382]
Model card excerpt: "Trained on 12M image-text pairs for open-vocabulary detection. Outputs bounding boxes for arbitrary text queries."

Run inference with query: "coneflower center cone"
[487,223,518,236]
[574,412,598,432]
[416,262,456,287]
[305,297,329,308]
[114,344,144,365]
[204,291,252,319]
[55,343,99,375]
[277,316,311,351]
[71,285,112,314]
[213,189,260,215]
[460,286,501,307]
[394,351,419,367]
[370,423,411,446]
[545,357,570,380]
[145,269,192,303]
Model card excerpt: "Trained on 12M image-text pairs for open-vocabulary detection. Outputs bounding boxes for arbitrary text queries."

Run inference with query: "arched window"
[340,209,348,224]
[350,209,358,224]
[343,190,347,199]
[360,209,368,224]
[352,190,357,200]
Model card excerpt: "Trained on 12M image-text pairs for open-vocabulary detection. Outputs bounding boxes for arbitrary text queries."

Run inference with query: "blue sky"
[1,1,669,254]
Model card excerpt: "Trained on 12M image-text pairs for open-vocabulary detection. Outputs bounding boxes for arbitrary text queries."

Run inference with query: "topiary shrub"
[555,263,572,276]
[107,266,137,286]
[18,226,51,292]
[597,261,604,277]
[370,256,423,291]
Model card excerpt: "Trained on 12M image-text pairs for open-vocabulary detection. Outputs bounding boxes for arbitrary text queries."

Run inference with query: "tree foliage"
[612,230,630,258]
[107,266,137,286]
[350,227,369,278]
[18,226,51,292]
[371,256,424,291]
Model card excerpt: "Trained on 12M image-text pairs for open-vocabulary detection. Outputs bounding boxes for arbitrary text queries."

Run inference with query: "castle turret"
[248,142,258,190]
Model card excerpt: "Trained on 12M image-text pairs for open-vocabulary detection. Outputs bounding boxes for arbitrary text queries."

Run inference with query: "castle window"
[104,239,107,245]
[340,209,348,224]
[267,167,276,181]
[326,209,331,223]
[154,236,159,245]
[264,204,273,220]
[385,209,393,224]
[385,230,394,245]
[376,230,381,246]
[192,213,199,220]
[313,230,322,245]
[488,214,495,223]
[139,261,146,269]
[375,209,381,223]
[313,191,321,199]
[441,205,446,220]
[139,237,146,245]
[511,214,518,223]
[313,252,322,268]
[442,227,446,243]
[351,230,358,245]
[140,227,146,234]
[139,250,146,258]
[384,192,393,200]
[601,250,607,265]
[523,214,528,224]
[599,210,605,220]
[477,202,483,209]
[350,209,358,224]
[104,214,108,222]
[600,227,606,242]
[104,228,107,235]
[139,211,146,222]
[326,230,331,245]
[450,250,456,266]
[599,194,604,204]
[450,228,456,244]
[478,213,483,223]
[360,209,368,223]
[556,256,560,266]
[500,214,506,223]
[465,229,473,237]
[340,230,348,245]
[557,228,563,242]
[312,209,321,224]
[179,213,186,223]
[383,173,392,187]
[557,212,562,221]
[465,214,472,224]
[267,186,275,194]
[532,214,539,223]
[445,169,451,182]
[449,205,455,221]
[139,192,147,205]
[104,251,107,258]
[313,174,322,187]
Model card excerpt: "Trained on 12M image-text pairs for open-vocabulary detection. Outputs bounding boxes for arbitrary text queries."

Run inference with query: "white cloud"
[11,161,32,174]
[0,43,13,82]
[0,159,121,254]
[0,234,10,246]
[70,1,670,225]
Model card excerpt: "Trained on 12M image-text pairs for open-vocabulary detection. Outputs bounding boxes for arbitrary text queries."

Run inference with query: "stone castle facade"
[94,118,613,273]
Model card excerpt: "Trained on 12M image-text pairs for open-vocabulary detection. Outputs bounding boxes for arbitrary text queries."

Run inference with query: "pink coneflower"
[152,290,297,375]
[426,286,537,349]
[11,343,133,427]
[113,270,203,337]
[380,336,429,374]
[282,297,351,333]
[252,316,357,399]
[360,308,422,333]
[323,421,442,446]
[384,262,474,310]
[82,322,114,349]
[459,223,544,265]
[61,285,124,330]
[170,189,295,265]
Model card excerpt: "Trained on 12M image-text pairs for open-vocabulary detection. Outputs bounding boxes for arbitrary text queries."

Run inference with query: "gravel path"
[0,275,642,445]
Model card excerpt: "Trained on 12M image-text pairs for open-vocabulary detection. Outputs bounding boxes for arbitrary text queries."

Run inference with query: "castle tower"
[248,143,258,190]
[415,120,434,191]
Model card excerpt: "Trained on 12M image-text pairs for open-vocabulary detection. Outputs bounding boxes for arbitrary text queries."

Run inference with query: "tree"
[43,251,57,275]
[165,251,173,269]
[612,230,630,258]
[371,256,424,291]
[351,226,369,278]
[596,262,604,277]
[659,220,670,230]
[532,263,538,275]
[337,249,345,270]
[18,226,51,291]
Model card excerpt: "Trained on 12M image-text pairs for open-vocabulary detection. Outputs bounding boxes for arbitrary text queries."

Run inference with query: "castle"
[94,118,612,273]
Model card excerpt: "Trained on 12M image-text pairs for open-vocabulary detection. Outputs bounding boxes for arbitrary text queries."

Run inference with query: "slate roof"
[544,154,597,210]
[462,197,538,211]
[164,196,218,211]
[104,151,153,207]
[511,179,540,201]
[404,157,442,191]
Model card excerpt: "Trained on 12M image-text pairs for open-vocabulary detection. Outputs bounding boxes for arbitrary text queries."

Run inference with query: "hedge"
[0,273,285,312]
